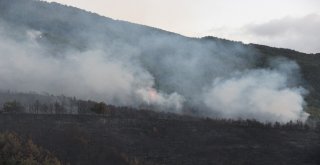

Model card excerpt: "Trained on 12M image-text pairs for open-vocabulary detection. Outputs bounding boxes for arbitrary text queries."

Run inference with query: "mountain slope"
[0,0,319,121]
[0,114,319,165]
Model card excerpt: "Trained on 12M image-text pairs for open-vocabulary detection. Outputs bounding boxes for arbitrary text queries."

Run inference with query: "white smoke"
[137,88,184,112]
[0,0,310,122]
[0,26,184,110]
[203,60,309,123]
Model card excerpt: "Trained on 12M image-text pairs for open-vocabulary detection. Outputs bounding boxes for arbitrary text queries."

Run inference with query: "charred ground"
[0,111,320,165]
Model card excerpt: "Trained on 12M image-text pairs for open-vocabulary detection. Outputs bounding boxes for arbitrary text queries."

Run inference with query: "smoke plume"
[0,0,309,122]
[203,60,308,123]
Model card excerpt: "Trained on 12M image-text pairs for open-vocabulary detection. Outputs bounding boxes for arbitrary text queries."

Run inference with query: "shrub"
[0,132,62,165]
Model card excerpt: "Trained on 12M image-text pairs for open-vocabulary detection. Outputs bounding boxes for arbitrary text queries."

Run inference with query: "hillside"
[0,113,319,165]
[0,0,319,122]
[1,0,320,164]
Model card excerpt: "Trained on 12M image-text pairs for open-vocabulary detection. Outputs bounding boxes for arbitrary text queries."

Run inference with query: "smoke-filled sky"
[43,0,320,53]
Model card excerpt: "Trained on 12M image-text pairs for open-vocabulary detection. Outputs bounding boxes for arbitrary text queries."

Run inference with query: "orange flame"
[148,88,157,102]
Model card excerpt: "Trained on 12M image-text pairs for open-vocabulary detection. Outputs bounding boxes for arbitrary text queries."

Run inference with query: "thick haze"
[44,0,320,53]
[0,0,310,122]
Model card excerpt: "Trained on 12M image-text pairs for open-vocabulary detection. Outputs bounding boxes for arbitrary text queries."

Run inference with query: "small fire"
[148,88,158,102]
[138,87,163,106]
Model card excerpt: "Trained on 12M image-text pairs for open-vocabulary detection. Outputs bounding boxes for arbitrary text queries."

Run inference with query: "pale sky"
[44,0,320,53]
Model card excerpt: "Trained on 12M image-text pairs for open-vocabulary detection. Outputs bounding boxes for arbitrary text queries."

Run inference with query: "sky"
[44,0,320,53]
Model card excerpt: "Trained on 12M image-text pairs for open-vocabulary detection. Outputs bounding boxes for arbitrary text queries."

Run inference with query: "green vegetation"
[0,132,62,165]
[90,102,110,114]
[2,101,24,113]
[306,106,320,119]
